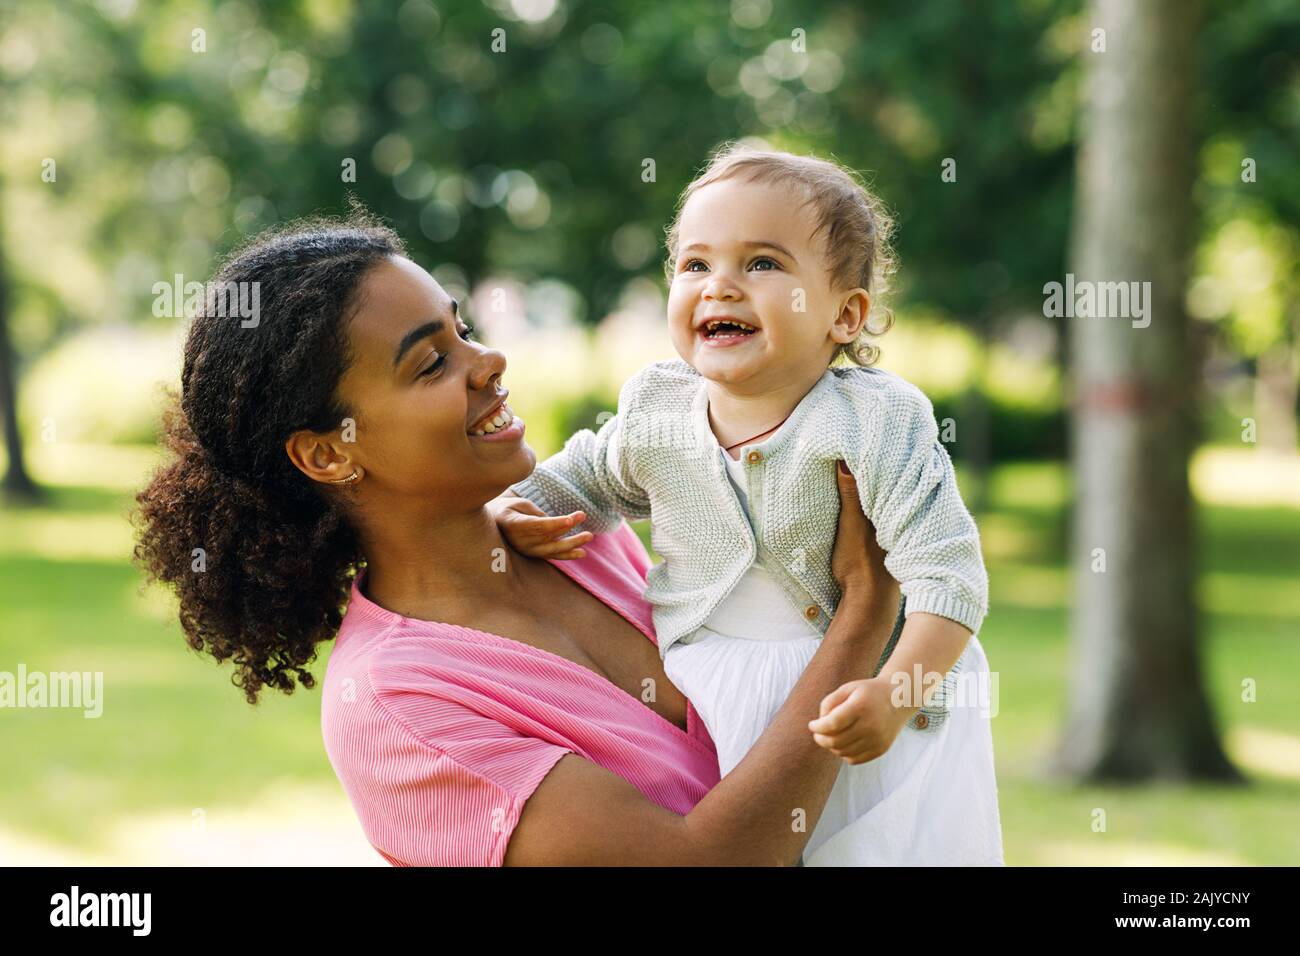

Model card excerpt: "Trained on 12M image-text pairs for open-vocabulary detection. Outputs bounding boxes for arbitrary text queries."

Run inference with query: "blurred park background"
[1,0,1297,865]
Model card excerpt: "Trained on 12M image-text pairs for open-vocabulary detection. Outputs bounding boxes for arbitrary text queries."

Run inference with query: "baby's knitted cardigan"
[510,358,989,731]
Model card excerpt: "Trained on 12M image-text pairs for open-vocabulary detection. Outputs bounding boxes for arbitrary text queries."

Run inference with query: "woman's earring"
[329,469,361,484]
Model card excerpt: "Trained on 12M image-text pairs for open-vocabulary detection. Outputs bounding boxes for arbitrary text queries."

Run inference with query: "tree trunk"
[0,192,41,504]
[1058,0,1238,781]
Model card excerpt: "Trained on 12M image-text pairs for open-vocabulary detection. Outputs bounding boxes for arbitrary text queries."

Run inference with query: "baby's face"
[667,177,855,392]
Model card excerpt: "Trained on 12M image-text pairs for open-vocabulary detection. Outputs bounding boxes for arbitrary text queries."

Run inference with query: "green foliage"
[4,0,1293,460]
[4,0,1085,344]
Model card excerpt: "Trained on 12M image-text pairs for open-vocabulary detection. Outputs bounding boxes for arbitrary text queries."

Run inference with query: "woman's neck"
[358,503,539,623]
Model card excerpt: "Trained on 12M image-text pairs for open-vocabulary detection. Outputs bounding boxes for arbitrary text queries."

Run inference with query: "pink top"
[321,521,722,866]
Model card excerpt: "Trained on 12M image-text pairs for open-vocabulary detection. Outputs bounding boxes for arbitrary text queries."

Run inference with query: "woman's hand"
[830,461,894,598]
[487,493,594,559]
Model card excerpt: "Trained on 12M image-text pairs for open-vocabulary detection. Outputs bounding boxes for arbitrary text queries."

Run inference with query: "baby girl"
[493,144,1002,865]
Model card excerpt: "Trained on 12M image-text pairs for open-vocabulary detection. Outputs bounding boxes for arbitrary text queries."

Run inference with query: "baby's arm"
[859,384,986,695]
[811,382,988,761]
[502,372,653,541]
[855,384,988,641]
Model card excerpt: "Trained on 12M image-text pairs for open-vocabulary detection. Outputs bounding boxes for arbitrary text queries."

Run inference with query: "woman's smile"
[468,395,515,433]
[470,406,525,441]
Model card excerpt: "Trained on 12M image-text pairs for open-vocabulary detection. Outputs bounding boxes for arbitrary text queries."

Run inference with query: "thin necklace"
[723,412,792,452]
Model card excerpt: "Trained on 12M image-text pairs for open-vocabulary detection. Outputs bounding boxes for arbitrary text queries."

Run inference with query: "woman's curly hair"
[133,208,404,704]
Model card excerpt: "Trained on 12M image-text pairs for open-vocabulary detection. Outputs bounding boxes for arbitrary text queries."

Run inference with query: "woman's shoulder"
[327,521,654,692]
[580,518,654,581]
[323,585,564,776]
[320,609,573,866]
[325,575,500,725]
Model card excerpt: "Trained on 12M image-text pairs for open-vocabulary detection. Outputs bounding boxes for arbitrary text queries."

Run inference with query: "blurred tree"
[0,188,41,502]
[0,20,41,502]
[1060,0,1237,781]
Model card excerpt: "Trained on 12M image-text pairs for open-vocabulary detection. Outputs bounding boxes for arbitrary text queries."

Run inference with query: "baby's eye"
[751,257,779,271]
[682,259,708,273]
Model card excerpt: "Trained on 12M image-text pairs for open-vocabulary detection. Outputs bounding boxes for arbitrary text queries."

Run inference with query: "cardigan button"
[914,714,930,730]
[804,604,819,620]
[746,450,763,464]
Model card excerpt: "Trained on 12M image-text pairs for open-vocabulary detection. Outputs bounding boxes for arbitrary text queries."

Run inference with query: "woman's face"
[328,255,535,508]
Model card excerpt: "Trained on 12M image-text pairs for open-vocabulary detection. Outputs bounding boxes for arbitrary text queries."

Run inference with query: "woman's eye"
[419,325,475,377]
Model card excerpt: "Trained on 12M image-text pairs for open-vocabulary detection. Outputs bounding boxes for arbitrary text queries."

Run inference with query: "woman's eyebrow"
[393,320,443,368]
[391,300,459,369]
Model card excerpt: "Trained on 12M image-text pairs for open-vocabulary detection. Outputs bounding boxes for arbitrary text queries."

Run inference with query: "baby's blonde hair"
[663,142,897,367]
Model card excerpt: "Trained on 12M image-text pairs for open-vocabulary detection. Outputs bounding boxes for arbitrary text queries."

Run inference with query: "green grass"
[0,558,335,853]
[2,457,1298,864]
[965,462,1300,865]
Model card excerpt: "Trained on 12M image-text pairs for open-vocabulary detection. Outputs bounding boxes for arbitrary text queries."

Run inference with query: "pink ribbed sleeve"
[341,690,570,867]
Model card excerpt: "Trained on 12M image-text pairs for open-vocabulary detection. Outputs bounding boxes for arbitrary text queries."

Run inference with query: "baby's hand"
[807,677,909,765]
[488,493,594,559]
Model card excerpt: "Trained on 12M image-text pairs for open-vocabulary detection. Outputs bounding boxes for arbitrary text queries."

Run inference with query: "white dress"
[661,439,1005,866]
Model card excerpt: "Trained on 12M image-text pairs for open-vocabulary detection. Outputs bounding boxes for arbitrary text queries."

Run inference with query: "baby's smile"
[697,315,761,348]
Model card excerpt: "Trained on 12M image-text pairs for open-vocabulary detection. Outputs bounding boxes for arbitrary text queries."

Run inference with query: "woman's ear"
[284,430,355,485]
[830,289,871,344]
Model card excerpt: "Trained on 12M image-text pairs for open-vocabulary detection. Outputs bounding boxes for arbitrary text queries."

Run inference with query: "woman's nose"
[468,343,507,391]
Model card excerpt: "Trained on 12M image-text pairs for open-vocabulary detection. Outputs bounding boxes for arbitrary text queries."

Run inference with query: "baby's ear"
[832,289,871,343]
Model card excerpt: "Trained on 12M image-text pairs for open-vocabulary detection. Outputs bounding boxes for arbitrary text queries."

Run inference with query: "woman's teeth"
[470,403,514,435]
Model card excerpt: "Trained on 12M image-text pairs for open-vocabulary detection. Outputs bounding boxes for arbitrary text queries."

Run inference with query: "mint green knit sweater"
[510,358,989,731]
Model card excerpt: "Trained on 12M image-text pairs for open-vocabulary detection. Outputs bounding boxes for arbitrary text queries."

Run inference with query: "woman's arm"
[503,464,900,866]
